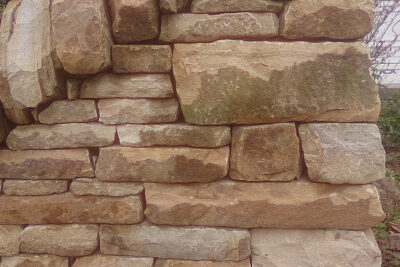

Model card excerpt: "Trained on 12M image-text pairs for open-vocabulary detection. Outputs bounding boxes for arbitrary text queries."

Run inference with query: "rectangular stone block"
[38,100,98,124]
[0,225,22,256]
[155,259,251,267]
[70,178,144,196]
[2,179,68,196]
[72,254,154,267]
[192,0,284,13]
[1,254,68,267]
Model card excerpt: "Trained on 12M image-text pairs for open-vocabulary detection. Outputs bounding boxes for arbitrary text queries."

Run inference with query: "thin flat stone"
[1,254,68,267]
[192,0,284,14]
[38,100,98,124]
[70,178,144,196]
[72,254,154,267]
[2,180,68,196]
[155,259,251,267]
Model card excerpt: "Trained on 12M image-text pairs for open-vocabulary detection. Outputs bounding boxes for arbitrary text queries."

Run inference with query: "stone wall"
[0,0,387,266]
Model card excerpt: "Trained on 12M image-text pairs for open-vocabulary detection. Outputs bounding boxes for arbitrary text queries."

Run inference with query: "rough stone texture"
[109,0,159,43]
[7,123,115,150]
[0,193,143,224]
[2,179,68,196]
[51,0,112,74]
[112,45,172,73]
[1,254,69,267]
[160,0,188,13]
[251,229,381,267]
[66,79,83,100]
[21,224,98,256]
[155,259,251,267]
[298,123,386,184]
[374,177,400,213]
[117,124,231,148]
[192,0,284,14]
[173,41,380,125]
[230,123,300,181]
[0,225,22,256]
[70,178,144,196]
[96,146,229,182]
[160,13,278,43]
[0,104,8,143]
[100,224,250,261]
[81,73,174,98]
[280,0,375,40]
[38,100,98,124]
[98,99,179,125]
[0,149,94,179]
[144,180,385,229]
[72,254,154,267]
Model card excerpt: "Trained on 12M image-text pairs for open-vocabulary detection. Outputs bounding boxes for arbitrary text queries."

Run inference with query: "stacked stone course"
[0,0,387,266]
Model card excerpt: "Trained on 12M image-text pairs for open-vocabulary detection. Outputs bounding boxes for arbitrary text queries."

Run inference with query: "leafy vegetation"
[379,93,400,148]
[0,0,6,11]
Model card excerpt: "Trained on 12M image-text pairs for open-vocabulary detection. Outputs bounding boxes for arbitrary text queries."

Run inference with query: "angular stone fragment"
[0,225,22,256]
[192,0,284,14]
[109,0,159,43]
[230,123,300,181]
[51,0,112,74]
[112,45,172,73]
[1,254,69,267]
[251,229,381,267]
[21,224,98,256]
[173,41,380,125]
[0,149,94,179]
[160,13,278,42]
[144,180,385,229]
[38,100,98,124]
[96,146,229,182]
[66,79,83,100]
[280,0,375,40]
[81,73,174,98]
[100,224,250,261]
[72,254,154,267]
[160,0,188,13]
[0,193,143,224]
[155,259,251,267]
[70,178,144,196]
[99,99,179,124]
[7,123,116,150]
[2,179,68,196]
[298,123,386,184]
[0,104,8,143]
[118,124,231,148]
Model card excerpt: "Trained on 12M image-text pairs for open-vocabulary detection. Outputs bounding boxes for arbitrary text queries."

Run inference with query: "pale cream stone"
[72,254,154,267]
[0,225,22,256]
[38,100,98,124]
[70,178,144,196]
[1,254,69,267]
[2,179,68,196]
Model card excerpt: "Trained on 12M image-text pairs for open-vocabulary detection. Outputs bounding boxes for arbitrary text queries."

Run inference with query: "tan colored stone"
[0,149,94,179]
[144,180,385,229]
[299,123,386,184]
[230,123,300,181]
[39,100,98,124]
[21,224,98,256]
[2,179,68,196]
[7,123,116,150]
[72,254,154,267]
[112,45,172,73]
[160,13,278,43]
[66,79,83,100]
[81,73,174,98]
[280,0,375,40]
[109,0,159,43]
[0,193,143,224]
[160,0,188,13]
[192,0,284,13]
[96,146,229,182]
[155,259,251,267]
[71,178,144,196]
[0,225,22,256]
[117,124,231,148]
[99,99,179,124]
[51,0,112,74]
[173,41,380,125]
[251,229,381,267]
[1,254,68,267]
[100,224,250,261]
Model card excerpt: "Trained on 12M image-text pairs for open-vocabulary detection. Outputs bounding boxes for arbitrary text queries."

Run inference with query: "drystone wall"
[0,0,387,266]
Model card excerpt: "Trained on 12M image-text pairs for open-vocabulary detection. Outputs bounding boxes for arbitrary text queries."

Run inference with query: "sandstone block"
[70,178,144,196]
[66,79,83,100]
[1,254,68,267]
[160,13,278,42]
[0,225,22,256]
[192,0,284,13]
[160,0,188,13]
[230,123,300,181]
[173,41,379,125]
[100,224,250,261]
[72,254,154,267]
[155,259,251,267]
[299,123,386,184]
[38,100,98,124]
[96,146,229,182]
[118,124,231,148]
[2,179,68,196]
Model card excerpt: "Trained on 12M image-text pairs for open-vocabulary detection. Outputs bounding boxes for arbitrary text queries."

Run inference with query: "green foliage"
[388,152,400,163]
[387,169,400,181]
[373,207,400,239]
[379,93,400,148]
[0,0,6,11]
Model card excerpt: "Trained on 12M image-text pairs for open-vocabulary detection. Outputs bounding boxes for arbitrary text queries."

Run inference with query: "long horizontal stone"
[155,259,251,267]
[117,124,231,148]
[160,13,278,42]
[72,254,154,267]
[96,146,229,182]
[192,0,284,13]
[38,100,98,124]
[6,123,116,150]
[100,224,250,261]
[1,254,68,267]
[144,180,385,229]
[2,179,68,196]
[0,149,94,179]
[0,225,22,256]
[0,193,143,224]
[70,178,144,196]
[173,41,380,125]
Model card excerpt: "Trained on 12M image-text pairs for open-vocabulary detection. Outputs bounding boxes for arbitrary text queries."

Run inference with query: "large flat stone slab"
[192,0,284,13]
[173,41,379,125]
[2,179,68,196]
[1,254,68,267]
[155,259,251,267]
[0,225,22,256]
[38,100,98,124]
[72,254,154,267]
[70,178,144,196]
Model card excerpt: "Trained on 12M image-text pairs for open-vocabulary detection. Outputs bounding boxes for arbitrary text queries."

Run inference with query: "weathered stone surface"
[7,123,116,150]
[1,254,68,267]
[144,180,385,229]
[51,0,112,74]
[70,178,144,196]
[0,149,94,179]
[0,193,143,224]
[192,0,284,13]
[251,228,381,267]
[38,100,98,124]
[112,45,172,73]
[280,0,375,40]
[299,123,386,184]
[173,41,380,125]
[72,254,154,267]
[81,73,174,99]
[66,79,82,100]
[160,13,278,43]
[21,224,98,256]
[96,146,229,182]
[160,0,188,13]
[155,259,251,267]
[3,179,68,196]
[100,224,250,261]
[118,124,231,148]
[109,0,159,43]
[0,104,8,143]
[0,225,22,256]
[230,123,300,181]
[99,99,179,124]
